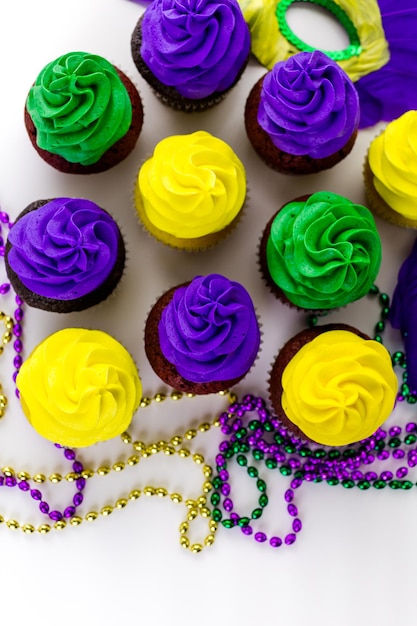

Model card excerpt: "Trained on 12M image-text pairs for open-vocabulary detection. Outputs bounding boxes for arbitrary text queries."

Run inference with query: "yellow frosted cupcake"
[16,328,142,448]
[269,324,397,447]
[364,110,417,228]
[134,131,246,251]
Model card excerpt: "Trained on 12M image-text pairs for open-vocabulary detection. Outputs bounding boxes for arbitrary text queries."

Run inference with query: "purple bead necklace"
[0,209,86,524]
[0,211,220,549]
[2,204,417,550]
[0,446,85,523]
[210,286,417,549]
[211,394,417,549]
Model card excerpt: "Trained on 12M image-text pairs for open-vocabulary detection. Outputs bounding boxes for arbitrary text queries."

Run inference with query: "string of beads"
[1,206,417,553]
[0,208,227,550]
[209,287,417,548]
[276,0,362,61]
[0,387,232,551]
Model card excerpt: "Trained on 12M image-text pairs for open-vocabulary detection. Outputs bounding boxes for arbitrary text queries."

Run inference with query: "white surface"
[0,1,416,624]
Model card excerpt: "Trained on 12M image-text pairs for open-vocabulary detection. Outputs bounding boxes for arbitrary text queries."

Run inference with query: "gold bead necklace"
[0,375,236,553]
[0,310,14,420]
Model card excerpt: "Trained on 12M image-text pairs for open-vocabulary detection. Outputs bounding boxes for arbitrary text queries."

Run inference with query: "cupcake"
[389,237,417,393]
[144,274,261,394]
[131,0,250,112]
[245,50,360,174]
[269,324,398,447]
[259,191,382,311]
[25,51,144,174]
[364,110,417,228]
[5,198,125,313]
[16,328,142,448]
[134,131,246,251]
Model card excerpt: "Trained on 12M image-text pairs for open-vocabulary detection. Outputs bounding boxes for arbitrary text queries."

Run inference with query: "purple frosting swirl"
[258,51,360,159]
[7,198,121,300]
[389,238,417,392]
[158,274,260,383]
[140,0,250,99]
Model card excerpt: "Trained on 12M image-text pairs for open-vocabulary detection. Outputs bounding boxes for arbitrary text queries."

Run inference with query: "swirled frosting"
[368,111,417,219]
[389,238,417,392]
[136,131,246,238]
[26,52,132,165]
[7,198,121,300]
[257,50,359,158]
[16,328,142,447]
[281,330,397,446]
[140,0,250,99]
[266,191,381,309]
[158,274,260,383]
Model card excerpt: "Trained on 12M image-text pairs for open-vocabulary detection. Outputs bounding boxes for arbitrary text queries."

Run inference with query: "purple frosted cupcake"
[389,238,417,394]
[5,198,125,313]
[131,0,251,111]
[245,50,360,174]
[144,274,261,394]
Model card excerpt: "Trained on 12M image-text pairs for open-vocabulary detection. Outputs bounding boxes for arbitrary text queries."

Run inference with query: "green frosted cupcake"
[259,191,382,311]
[24,51,144,174]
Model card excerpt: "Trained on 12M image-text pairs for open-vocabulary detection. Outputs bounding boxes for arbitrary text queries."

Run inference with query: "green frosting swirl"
[27,52,132,166]
[266,191,381,309]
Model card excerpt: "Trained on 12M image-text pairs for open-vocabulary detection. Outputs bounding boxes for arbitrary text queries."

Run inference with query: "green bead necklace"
[275,0,362,62]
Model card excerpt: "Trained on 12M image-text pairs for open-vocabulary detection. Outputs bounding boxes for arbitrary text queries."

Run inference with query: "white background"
[0,1,416,624]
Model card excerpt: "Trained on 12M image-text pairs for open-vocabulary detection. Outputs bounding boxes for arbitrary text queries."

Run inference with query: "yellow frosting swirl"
[135,131,246,239]
[368,111,417,220]
[281,330,397,446]
[238,0,389,82]
[16,328,142,447]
